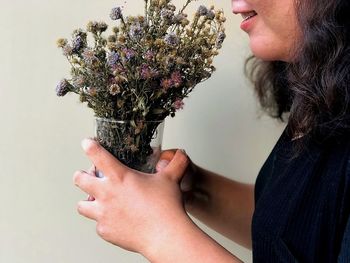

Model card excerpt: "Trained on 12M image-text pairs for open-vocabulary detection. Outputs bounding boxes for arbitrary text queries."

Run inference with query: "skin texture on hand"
[74,139,243,262]
[74,139,191,255]
[157,150,255,249]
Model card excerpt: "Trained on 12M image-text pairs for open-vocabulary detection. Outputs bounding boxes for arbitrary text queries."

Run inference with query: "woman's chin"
[249,39,290,62]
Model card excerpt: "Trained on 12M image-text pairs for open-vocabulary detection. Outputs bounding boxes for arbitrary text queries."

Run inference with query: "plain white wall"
[0,0,285,262]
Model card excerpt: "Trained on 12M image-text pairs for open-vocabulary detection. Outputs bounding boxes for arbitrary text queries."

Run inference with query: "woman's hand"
[156,150,205,211]
[73,138,191,256]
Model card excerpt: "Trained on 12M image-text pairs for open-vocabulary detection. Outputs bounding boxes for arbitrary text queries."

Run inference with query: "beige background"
[0,0,285,262]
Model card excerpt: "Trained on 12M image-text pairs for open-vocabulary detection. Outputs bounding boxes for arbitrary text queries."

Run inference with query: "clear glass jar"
[94,118,165,173]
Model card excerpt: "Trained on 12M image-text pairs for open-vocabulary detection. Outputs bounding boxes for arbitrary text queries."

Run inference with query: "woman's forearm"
[186,165,255,249]
[144,213,243,263]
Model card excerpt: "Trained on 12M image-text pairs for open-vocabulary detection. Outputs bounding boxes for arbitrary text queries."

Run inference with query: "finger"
[156,159,170,172]
[88,165,96,175]
[161,149,189,182]
[77,200,99,220]
[159,149,177,161]
[81,138,128,180]
[155,149,176,172]
[73,170,101,197]
[180,168,194,192]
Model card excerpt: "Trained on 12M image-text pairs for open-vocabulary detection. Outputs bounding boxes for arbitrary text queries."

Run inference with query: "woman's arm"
[144,212,243,263]
[187,165,255,249]
[157,151,255,249]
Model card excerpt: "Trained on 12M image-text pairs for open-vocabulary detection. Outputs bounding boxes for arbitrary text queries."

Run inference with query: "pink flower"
[140,64,152,79]
[173,99,184,110]
[144,50,155,61]
[161,79,173,90]
[171,71,183,87]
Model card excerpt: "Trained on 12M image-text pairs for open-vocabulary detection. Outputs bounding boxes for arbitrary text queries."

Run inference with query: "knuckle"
[161,149,177,159]
[77,202,85,215]
[96,223,108,239]
[178,152,190,167]
[73,171,83,185]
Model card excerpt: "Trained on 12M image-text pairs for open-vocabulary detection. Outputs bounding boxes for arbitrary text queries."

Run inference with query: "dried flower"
[164,32,179,46]
[206,10,215,20]
[56,38,67,48]
[57,1,226,171]
[144,50,155,61]
[160,9,174,20]
[173,99,184,110]
[172,13,186,24]
[109,84,121,95]
[83,87,97,96]
[62,45,73,56]
[57,1,226,120]
[129,23,143,40]
[161,79,173,90]
[56,79,71,97]
[216,32,226,48]
[123,48,136,60]
[82,48,97,64]
[107,51,120,67]
[171,71,183,87]
[140,64,153,79]
[110,7,123,20]
[72,76,85,88]
[198,5,208,16]
[98,22,108,32]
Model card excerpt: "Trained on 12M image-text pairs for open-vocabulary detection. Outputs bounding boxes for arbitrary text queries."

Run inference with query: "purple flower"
[72,36,83,52]
[62,44,73,56]
[198,5,208,16]
[164,32,179,46]
[140,64,153,79]
[173,99,184,110]
[172,13,186,24]
[206,10,215,20]
[56,79,71,97]
[107,51,120,67]
[110,7,123,20]
[171,71,183,87]
[144,50,155,61]
[123,48,136,60]
[160,9,174,20]
[129,24,143,40]
[216,32,226,48]
[82,48,97,64]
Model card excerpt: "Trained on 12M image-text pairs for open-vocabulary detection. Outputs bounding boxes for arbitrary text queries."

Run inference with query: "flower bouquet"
[56,0,226,172]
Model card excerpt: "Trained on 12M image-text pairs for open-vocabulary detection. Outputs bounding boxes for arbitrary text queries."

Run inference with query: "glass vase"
[94,118,165,173]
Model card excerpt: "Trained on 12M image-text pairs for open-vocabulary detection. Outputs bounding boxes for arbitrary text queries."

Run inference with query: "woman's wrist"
[142,212,240,263]
[141,211,194,262]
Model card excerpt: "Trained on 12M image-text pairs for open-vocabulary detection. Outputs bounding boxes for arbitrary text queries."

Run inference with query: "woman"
[73,0,350,262]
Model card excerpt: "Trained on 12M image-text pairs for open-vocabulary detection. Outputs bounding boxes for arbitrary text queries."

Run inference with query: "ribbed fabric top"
[252,127,350,263]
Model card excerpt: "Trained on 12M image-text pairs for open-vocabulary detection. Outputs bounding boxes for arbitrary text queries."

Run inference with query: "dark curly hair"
[246,0,350,152]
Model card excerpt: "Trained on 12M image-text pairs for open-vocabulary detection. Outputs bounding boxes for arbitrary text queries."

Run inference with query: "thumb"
[161,149,189,182]
[156,159,170,172]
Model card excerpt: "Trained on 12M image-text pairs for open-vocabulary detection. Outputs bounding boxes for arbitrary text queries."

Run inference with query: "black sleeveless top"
[252,128,350,262]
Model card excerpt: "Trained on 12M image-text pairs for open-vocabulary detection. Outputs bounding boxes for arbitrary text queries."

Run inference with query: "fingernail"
[157,160,169,171]
[81,138,95,151]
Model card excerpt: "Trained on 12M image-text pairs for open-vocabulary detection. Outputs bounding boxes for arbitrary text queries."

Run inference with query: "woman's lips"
[240,11,257,31]
[241,11,257,21]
